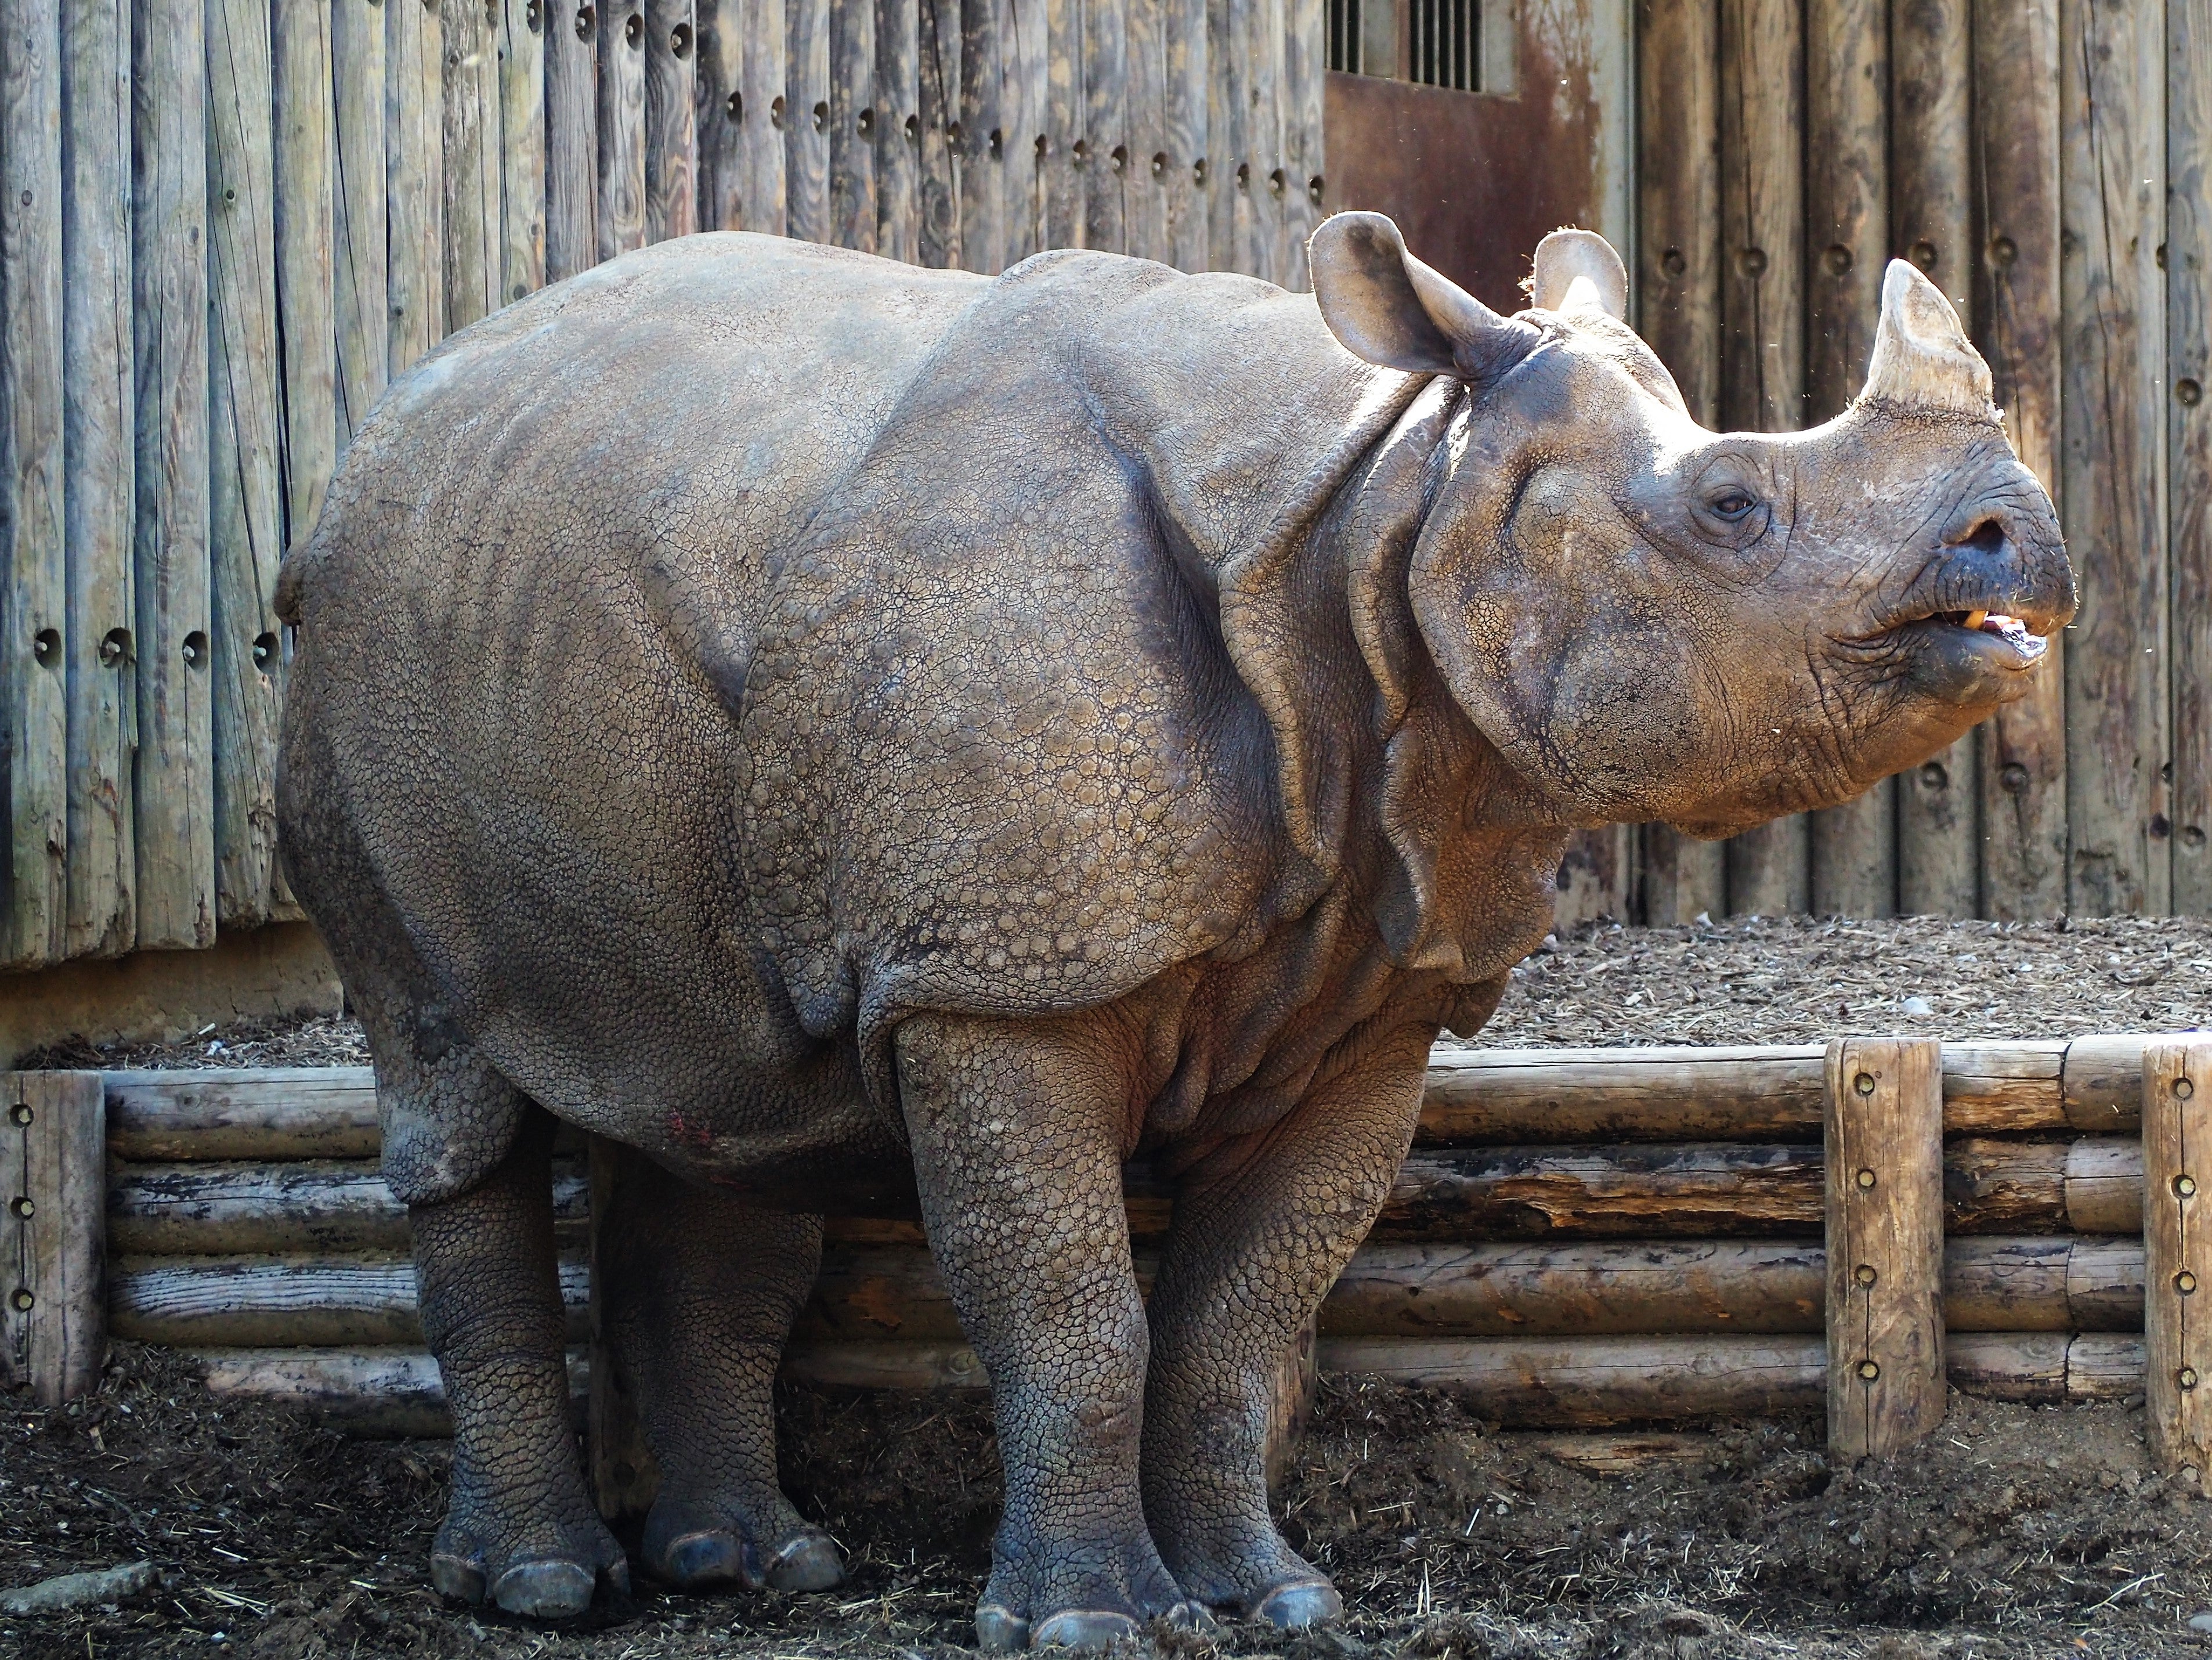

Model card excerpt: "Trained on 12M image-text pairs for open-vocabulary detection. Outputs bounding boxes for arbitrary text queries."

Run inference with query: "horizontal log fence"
[9,1031,2212,1477]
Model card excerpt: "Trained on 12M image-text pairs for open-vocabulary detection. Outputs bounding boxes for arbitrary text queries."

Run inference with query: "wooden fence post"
[1264,1311,1318,1488]
[586,1135,660,1524]
[2142,1038,2212,1474]
[0,1073,107,1405]
[1825,1037,1945,1458]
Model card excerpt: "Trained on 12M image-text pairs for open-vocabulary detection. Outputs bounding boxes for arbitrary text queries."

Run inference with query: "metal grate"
[1408,0,1476,91]
[1328,0,1362,73]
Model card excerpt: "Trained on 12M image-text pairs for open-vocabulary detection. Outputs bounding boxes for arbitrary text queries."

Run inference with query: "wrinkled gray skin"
[274,214,2073,1645]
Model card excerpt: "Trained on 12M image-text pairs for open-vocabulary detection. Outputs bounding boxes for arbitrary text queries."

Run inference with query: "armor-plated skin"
[275,218,2073,1643]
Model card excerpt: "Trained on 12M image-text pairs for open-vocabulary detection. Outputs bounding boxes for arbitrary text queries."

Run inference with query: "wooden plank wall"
[1,0,1326,973]
[9,1,2209,962]
[1628,0,2201,928]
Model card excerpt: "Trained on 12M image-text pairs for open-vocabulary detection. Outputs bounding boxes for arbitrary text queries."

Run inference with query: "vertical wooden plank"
[786,0,830,239]
[1890,0,1978,916]
[2061,0,2166,915]
[874,0,920,255]
[498,0,547,301]
[587,1136,663,1521]
[1204,0,1238,270]
[1277,0,1317,287]
[1086,0,1127,255]
[1165,0,1206,270]
[647,0,700,241]
[1248,0,1282,282]
[444,0,506,330]
[1,0,67,969]
[388,0,447,372]
[133,0,215,951]
[1003,0,1047,258]
[1263,1313,1318,1487]
[827,0,873,247]
[1126,0,1168,261]
[1635,0,1723,927]
[1972,0,2066,919]
[2144,1040,2212,1474]
[1718,0,1804,917]
[695,0,739,228]
[1555,827,1638,927]
[1640,827,1722,926]
[1803,0,1889,919]
[1042,0,1081,248]
[273,0,338,536]
[746,0,793,233]
[959,0,1004,269]
[917,0,959,264]
[599,0,649,256]
[1826,1037,1946,1459]
[2170,0,2212,911]
[332,0,390,438]
[207,0,288,928]
[0,1074,107,1406]
[545,0,599,275]
[1636,0,1721,428]
[60,0,135,959]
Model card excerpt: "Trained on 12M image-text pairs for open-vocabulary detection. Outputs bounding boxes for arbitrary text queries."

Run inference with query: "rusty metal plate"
[1322,9,1621,314]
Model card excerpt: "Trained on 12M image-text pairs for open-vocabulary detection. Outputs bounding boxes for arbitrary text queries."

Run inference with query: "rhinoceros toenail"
[765,1533,844,1592]
[1252,1579,1344,1631]
[662,1530,750,1588]
[974,1603,1030,1652]
[489,1559,598,1619]
[428,1554,487,1605]
[1031,1610,1144,1649]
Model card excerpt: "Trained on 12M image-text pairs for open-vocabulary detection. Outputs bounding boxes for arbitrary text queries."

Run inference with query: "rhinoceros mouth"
[1931,609,2046,662]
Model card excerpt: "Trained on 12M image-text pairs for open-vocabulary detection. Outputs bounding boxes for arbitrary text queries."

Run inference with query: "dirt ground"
[23,914,2212,1072]
[11,915,2212,1656]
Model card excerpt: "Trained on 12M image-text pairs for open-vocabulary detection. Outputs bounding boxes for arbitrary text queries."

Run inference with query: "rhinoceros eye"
[1707,488,1758,521]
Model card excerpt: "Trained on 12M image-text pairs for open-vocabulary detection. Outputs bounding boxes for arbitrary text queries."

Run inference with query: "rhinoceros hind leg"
[411,1104,630,1618]
[894,1012,1191,1651]
[598,1144,840,1595]
[1141,1025,1435,1625]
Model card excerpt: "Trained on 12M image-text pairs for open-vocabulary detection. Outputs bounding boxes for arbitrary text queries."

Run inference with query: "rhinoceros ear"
[1860,258,1996,417]
[1528,228,1627,320]
[1310,211,1541,384]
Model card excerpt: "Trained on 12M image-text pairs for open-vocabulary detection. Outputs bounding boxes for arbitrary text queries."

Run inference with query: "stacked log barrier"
[45,1035,2191,1440]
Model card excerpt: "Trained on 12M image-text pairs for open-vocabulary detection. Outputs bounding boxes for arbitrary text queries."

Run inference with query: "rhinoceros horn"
[1310,211,1541,385]
[1528,228,1628,320]
[1859,258,1996,417]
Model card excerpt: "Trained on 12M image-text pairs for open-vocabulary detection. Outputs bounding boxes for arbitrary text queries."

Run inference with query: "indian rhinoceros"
[273,212,2073,1645]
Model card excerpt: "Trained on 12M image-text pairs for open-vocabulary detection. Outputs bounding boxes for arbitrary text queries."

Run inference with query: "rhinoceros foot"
[638,1497,845,1594]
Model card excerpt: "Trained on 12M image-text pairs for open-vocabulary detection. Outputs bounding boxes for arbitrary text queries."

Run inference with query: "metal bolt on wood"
[1826,1038,1946,1459]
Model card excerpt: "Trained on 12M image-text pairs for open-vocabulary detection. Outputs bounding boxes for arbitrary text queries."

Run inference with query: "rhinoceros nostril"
[1954,519,2005,556]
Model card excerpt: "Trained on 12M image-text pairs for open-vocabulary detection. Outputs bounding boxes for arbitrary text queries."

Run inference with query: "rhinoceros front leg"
[1140,1024,1433,1626]
[411,1107,631,1617]
[596,1145,843,1593]
[895,1011,1194,1651]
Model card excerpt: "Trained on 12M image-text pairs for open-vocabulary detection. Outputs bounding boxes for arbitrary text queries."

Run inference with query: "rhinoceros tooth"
[1859,258,1997,418]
